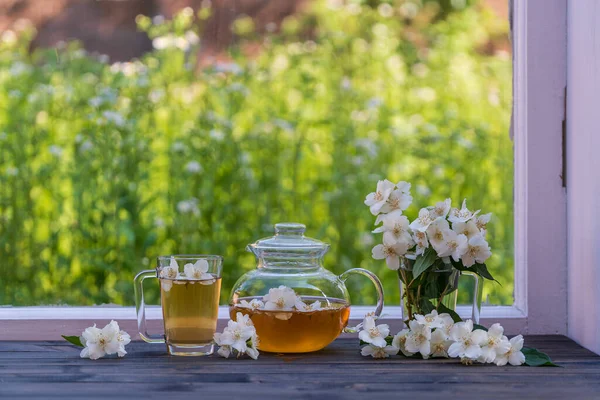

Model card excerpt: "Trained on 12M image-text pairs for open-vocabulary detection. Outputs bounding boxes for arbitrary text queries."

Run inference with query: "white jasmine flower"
[405,320,432,358]
[239,299,264,310]
[414,310,447,330]
[426,218,450,252]
[116,327,131,357]
[392,329,415,357]
[295,299,322,312]
[183,259,213,283]
[214,333,232,358]
[372,240,411,270]
[430,198,451,219]
[79,321,121,360]
[495,335,526,366]
[413,230,429,256]
[185,161,202,173]
[219,313,257,354]
[474,213,492,235]
[244,333,260,360]
[358,315,389,348]
[48,145,63,158]
[452,220,480,239]
[159,258,179,291]
[430,329,453,358]
[263,286,297,311]
[364,179,395,215]
[448,199,480,224]
[448,320,488,360]
[438,314,455,336]
[461,234,492,267]
[361,344,398,358]
[381,188,413,213]
[479,323,511,363]
[409,208,435,232]
[372,210,412,245]
[436,231,468,262]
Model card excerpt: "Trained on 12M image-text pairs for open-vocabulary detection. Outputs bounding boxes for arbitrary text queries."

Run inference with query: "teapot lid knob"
[274,222,306,236]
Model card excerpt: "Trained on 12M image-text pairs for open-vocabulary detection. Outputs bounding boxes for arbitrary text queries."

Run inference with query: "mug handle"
[339,268,384,329]
[134,270,165,343]
[459,270,484,324]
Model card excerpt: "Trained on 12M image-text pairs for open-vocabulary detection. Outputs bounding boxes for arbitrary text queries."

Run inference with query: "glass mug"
[134,255,223,356]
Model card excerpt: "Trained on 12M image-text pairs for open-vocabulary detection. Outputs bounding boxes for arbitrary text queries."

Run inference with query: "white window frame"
[0,0,569,339]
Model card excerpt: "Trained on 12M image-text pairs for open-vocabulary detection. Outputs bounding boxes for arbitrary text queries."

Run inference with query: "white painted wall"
[567,0,600,354]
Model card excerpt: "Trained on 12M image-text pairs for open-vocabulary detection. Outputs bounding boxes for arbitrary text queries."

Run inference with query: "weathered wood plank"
[0,337,599,400]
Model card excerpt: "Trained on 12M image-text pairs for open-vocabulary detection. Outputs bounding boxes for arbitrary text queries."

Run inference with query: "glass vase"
[398,256,483,325]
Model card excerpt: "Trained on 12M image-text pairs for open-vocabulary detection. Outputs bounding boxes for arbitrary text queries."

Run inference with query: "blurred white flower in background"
[265,22,277,33]
[354,138,378,157]
[152,15,165,25]
[8,90,21,99]
[9,61,31,77]
[5,166,18,177]
[1,30,17,45]
[366,97,383,110]
[102,111,126,127]
[149,88,165,103]
[177,198,200,216]
[110,61,146,77]
[48,145,63,158]
[185,161,202,174]
[214,62,243,75]
[378,3,394,18]
[340,76,352,91]
[79,140,94,153]
[210,130,224,141]
[172,141,186,152]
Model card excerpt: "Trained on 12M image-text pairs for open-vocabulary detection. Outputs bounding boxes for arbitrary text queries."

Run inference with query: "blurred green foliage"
[0,0,512,307]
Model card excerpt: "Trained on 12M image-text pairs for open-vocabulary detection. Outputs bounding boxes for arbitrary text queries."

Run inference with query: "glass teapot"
[229,222,384,353]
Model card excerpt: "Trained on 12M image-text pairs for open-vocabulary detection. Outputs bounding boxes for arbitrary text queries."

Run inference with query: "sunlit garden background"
[0,0,512,306]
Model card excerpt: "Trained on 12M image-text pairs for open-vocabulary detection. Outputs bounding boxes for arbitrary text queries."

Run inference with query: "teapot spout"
[246,244,258,257]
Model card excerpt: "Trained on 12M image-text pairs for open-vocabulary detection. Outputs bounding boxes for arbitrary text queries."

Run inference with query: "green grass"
[0,1,513,307]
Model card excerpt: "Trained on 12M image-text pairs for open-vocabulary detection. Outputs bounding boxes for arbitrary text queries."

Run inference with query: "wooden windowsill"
[2,336,599,399]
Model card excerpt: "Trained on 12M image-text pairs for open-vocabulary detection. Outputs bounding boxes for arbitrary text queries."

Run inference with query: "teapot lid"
[247,222,329,257]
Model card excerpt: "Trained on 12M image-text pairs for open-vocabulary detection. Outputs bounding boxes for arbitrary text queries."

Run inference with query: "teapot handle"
[339,268,384,319]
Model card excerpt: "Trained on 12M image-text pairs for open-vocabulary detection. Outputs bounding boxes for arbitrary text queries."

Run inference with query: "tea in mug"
[230,297,350,353]
[161,276,222,346]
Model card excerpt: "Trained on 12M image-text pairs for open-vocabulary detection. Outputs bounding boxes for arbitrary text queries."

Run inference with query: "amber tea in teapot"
[230,296,350,353]
[229,223,384,353]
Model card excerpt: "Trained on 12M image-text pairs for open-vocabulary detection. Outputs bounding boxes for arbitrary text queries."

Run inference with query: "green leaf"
[522,347,560,367]
[436,302,462,323]
[412,247,438,279]
[473,263,497,282]
[62,335,84,348]
[418,298,436,314]
[473,324,488,331]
